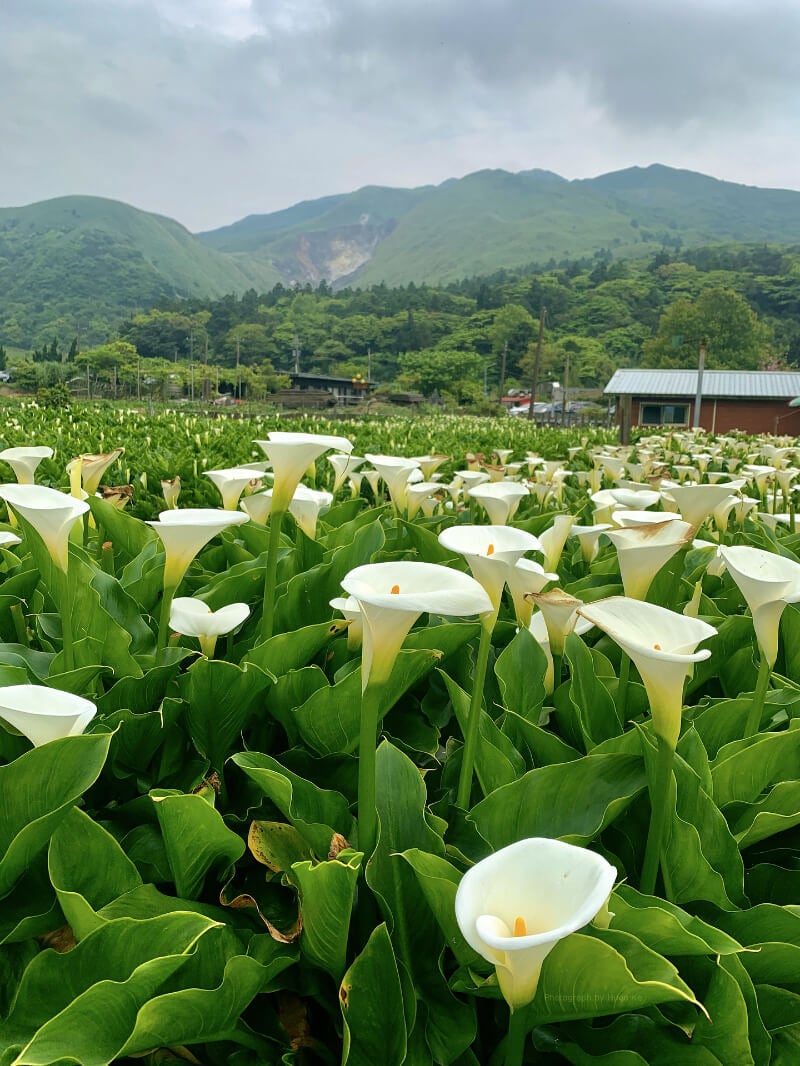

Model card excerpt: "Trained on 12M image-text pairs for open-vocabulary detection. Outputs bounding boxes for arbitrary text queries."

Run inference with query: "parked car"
[509,401,551,417]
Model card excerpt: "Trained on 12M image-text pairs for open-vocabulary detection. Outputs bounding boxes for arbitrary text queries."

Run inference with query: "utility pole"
[499,340,508,402]
[137,357,141,401]
[367,347,372,383]
[292,334,301,375]
[562,349,570,426]
[236,336,241,400]
[203,333,210,401]
[190,363,195,403]
[527,306,546,422]
[693,337,708,429]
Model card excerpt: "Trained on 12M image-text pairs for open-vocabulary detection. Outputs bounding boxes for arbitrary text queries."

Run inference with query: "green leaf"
[0,912,217,1064]
[495,626,548,722]
[692,954,772,1066]
[717,905,800,986]
[181,656,273,771]
[232,750,355,857]
[400,848,480,968]
[48,807,142,939]
[294,646,451,757]
[341,923,407,1066]
[530,928,702,1023]
[0,731,112,897]
[242,618,348,677]
[609,885,743,957]
[566,632,622,748]
[286,850,362,980]
[441,670,524,795]
[469,752,647,848]
[731,780,800,847]
[711,722,800,807]
[151,790,246,899]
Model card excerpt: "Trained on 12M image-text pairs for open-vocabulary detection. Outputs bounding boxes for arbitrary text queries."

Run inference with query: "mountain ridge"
[6,164,800,346]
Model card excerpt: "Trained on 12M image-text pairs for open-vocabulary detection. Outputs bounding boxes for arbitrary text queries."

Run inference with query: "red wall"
[632,397,800,435]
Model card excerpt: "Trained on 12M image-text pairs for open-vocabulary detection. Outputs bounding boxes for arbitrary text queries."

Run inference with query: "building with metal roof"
[605,368,800,439]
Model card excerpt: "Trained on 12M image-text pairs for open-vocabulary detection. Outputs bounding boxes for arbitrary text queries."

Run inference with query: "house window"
[640,403,689,426]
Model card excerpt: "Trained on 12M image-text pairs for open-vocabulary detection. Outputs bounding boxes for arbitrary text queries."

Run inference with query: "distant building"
[288,372,373,404]
[605,369,800,440]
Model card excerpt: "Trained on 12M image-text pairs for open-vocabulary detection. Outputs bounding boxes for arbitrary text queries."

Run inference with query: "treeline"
[8,243,800,404]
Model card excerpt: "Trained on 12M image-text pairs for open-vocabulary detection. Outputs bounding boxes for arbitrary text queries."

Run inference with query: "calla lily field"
[2,401,800,1064]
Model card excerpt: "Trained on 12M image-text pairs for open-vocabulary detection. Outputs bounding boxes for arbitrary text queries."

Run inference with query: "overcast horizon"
[4,0,800,232]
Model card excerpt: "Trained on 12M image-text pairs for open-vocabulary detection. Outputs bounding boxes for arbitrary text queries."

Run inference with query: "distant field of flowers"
[0,400,798,1066]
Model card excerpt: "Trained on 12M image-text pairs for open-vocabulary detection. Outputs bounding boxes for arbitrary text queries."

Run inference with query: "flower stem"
[551,651,563,691]
[503,1007,529,1066]
[456,618,495,809]
[640,733,675,897]
[157,584,177,659]
[260,508,286,642]
[744,652,771,738]
[59,566,75,672]
[617,652,631,719]
[357,681,385,858]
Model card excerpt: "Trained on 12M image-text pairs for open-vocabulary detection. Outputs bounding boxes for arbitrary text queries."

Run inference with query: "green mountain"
[0,196,281,347]
[7,166,800,349]
[199,164,800,287]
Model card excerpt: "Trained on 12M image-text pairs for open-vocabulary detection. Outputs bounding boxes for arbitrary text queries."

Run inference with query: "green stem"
[260,508,286,643]
[357,682,385,858]
[744,652,771,738]
[551,651,563,692]
[157,584,177,658]
[503,1007,529,1066]
[640,733,675,897]
[456,618,495,809]
[56,564,75,672]
[617,652,631,720]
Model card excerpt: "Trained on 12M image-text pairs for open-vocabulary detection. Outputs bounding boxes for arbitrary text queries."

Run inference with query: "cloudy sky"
[2,0,799,231]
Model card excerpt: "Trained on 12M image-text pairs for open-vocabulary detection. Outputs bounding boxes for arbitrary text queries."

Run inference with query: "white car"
[509,402,551,417]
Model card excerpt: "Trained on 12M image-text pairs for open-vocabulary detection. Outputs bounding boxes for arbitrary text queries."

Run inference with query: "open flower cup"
[341,560,492,855]
[718,544,800,736]
[254,432,352,640]
[0,684,96,747]
[148,509,249,654]
[578,596,717,895]
[456,838,616,1059]
[169,597,250,658]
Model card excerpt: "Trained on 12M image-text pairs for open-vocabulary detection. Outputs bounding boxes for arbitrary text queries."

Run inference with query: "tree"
[641,288,773,370]
[397,346,484,400]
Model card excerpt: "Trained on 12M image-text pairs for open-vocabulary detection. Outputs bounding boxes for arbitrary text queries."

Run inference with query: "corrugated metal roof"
[605,369,800,400]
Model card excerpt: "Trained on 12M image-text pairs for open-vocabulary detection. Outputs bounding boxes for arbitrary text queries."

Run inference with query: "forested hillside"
[11,243,796,406]
[7,165,800,350]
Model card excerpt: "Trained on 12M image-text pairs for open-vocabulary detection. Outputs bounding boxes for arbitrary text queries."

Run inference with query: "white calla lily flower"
[0,483,89,572]
[527,589,583,657]
[661,481,746,528]
[364,454,421,512]
[529,611,593,693]
[578,597,717,749]
[330,595,363,649]
[717,545,800,667]
[205,466,265,510]
[66,448,125,495]
[507,559,559,628]
[161,476,181,509]
[570,523,611,563]
[169,596,250,657]
[254,432,352,511]
[0,446,53,485]
[0,684,96,747]
[538,514,575,574]
[148,508,249,590]
[468,482,529,525]
[241,484,333,539]
[438,525,543,614]
[455,838,617,1010]
[604,520,694,600]
[328,453,364,494]
[411,454,451,480]
[341,561,492,690]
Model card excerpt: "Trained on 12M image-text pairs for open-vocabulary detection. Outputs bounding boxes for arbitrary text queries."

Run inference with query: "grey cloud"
[1,0,800,228]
